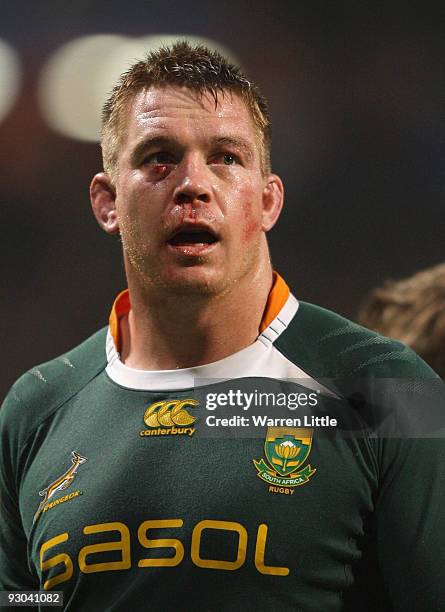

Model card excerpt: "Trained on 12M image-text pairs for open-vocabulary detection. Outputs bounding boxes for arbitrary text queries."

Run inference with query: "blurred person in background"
[357,262,445,378]
[1,42,444,611]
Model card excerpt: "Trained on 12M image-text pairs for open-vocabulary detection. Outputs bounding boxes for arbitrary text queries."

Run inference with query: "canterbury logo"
[33,451,87,523]
[143,399,198,428]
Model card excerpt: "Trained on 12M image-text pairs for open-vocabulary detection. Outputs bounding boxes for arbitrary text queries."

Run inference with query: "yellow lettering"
[40,532,73,590]
[137,519,184,567]
[191,520,247,571]
[254,524,289,576]
[78,522,131,573]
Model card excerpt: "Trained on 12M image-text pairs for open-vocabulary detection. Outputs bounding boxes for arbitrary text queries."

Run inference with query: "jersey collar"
[109,271,290,354]
[105,272,299,390]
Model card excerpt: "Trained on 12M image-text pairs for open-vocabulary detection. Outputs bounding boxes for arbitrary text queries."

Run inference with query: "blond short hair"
[101,41,271,179]
[357,263,445,377]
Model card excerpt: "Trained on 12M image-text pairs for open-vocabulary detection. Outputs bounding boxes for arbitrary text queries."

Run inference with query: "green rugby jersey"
[1,281,445,611]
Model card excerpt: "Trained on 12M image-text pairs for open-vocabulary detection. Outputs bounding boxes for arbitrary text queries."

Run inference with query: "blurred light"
[38,34,127,142]
[0,39,21,124]
[38,34,241,143]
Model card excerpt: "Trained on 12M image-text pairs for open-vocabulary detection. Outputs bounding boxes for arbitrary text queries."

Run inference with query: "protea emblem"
[253,427,316,489]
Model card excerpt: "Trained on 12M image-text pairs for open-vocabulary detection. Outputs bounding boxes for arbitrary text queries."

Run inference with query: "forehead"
[124,85,258,143]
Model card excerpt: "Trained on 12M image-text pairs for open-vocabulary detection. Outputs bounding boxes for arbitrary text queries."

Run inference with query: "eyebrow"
[209,136,255,161]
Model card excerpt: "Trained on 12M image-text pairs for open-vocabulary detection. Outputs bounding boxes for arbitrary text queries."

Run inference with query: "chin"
[155,267,230,296]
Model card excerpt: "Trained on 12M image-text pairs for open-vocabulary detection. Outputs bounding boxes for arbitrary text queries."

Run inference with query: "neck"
[120,262,274,371]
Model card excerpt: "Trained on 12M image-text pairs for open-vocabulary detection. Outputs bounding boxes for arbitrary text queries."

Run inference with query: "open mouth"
[168,230,218,246]
[167,226,219,248]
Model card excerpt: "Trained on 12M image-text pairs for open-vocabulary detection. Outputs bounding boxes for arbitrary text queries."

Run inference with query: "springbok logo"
[140,399,198,437]
[33,451,87,523]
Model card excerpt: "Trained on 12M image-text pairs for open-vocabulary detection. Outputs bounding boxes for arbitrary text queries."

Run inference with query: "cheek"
[234,187,263,243]
[241,211,262,242]
[116,181,158,227]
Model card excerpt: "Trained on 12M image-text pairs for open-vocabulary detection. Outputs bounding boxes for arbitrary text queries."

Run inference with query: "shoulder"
[275,300,439,380]
[0,327,108,443]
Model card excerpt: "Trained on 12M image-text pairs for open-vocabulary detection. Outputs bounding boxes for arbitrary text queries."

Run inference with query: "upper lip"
[167,221,220,243]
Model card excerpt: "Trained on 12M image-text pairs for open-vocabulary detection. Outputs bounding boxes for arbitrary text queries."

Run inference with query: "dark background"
[1,2,444,398]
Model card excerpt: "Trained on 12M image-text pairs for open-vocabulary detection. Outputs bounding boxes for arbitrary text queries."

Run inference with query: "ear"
[90,172,119,234]
[261,174,284,232]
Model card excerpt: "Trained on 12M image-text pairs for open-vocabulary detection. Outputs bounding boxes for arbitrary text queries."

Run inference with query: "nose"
[173,156,212,206]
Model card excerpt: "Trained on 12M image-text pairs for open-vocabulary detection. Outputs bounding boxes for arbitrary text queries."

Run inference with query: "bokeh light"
[38,34,127,142]
[38,34,240,142]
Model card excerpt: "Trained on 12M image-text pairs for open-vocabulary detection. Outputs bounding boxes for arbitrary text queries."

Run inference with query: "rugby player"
[1,42,444,611]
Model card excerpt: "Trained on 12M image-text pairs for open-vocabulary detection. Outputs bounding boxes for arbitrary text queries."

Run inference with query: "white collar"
[105,293,300,391]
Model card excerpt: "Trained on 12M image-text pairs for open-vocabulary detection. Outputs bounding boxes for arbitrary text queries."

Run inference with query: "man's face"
[107,85,282,295]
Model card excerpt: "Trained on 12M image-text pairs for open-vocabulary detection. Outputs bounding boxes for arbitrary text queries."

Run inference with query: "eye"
[143,152,175,165]
[210,152,239,166]
[222,154,237,165]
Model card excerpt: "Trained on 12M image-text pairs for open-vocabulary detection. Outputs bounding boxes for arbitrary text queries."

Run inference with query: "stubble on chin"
[120,235,223,296]
[120,218,264,299]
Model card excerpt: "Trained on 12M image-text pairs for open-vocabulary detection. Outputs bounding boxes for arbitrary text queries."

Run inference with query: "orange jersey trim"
[109,289,130,355]
[259,272,290,333]
[109,272,290,353]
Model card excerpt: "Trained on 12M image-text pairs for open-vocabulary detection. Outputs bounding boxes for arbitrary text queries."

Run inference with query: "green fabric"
[1,306,444,611]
